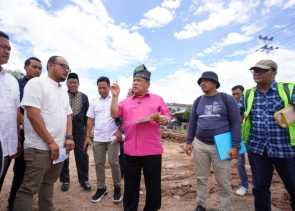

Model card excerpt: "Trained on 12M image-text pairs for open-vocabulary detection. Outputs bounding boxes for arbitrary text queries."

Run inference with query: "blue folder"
[214,132,246,160]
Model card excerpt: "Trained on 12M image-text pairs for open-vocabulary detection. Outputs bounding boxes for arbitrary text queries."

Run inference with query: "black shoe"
[113,186,122,203]
[81,181,92,191]
[195,205,206,211]
[91,188,107,203]
[61,182,70,192]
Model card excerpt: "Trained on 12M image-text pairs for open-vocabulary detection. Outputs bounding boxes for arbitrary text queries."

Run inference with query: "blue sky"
[1,0,295,103]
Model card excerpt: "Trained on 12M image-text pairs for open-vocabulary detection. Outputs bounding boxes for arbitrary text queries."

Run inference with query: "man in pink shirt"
[111,64,170,211]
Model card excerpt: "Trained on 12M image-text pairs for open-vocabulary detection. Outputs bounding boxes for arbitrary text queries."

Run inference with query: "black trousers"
[60,135,89,184]
[0,155,12,191]
[248,151,295,211]
[123,154,161,211]
[119,142,126,178]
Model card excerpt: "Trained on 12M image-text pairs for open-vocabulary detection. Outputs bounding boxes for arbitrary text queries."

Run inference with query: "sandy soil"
[0,139,291,211]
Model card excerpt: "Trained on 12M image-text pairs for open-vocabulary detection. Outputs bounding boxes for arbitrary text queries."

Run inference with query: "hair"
[96,76,110,86]
[0,31,9,40]
[231,85,244,92]
[46,56,59,70]
[24,57,41,68]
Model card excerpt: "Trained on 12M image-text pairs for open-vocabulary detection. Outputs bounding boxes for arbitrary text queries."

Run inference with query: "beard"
[58,76,67,82]
[58,73,68,82]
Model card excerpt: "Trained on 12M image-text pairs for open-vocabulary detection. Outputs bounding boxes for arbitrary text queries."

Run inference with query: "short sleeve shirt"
[21,77,72,150]
[87,95,117,142]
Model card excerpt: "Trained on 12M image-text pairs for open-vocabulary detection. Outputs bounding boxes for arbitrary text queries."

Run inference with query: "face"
[252,68,275,84]
[49,57,70,82]
[0,37,11,65]
[132,77,149,96]
[232,89,243,102]
[97,81,110,98]
[199,79,217,93]
[25,59,42,79]
[67,78,79,93]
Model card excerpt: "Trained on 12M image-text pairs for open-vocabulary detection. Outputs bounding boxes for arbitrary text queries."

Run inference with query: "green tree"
[182,108,191,122]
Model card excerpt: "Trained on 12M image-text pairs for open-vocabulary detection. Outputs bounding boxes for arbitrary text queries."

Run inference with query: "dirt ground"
[0,139,291,211]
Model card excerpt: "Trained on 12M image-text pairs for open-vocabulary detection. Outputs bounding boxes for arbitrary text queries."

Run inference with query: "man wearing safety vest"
[242,59,295,211]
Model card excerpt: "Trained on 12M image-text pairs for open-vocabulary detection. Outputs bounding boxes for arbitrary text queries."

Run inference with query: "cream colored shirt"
[21,77,72,150]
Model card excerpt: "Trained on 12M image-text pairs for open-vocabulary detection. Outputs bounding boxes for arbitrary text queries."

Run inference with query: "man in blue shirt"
[243,60,295,211]
[185,71,240,211]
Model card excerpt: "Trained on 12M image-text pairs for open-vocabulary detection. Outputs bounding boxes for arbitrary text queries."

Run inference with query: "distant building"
[167,103,191,115]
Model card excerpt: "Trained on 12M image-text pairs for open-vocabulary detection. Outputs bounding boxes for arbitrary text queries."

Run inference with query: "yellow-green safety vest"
[242,82,295,145]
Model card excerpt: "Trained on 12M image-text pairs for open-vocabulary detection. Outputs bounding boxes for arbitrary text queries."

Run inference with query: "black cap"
[197,71,220,88]
[67,72,79,81]
[133,64,151,81]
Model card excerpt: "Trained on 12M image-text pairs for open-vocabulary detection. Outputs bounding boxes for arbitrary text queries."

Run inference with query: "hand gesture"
[150,113,168,125]
[111,82,120,97]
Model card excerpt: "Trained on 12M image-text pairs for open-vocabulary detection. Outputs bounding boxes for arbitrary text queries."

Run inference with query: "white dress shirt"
[87,95,117,142]
[21,77,72,150]
[0,69,20,156]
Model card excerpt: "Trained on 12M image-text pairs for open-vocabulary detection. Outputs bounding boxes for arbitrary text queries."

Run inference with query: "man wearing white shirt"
[0,31,20,190]
[84,76,122,204]
[13,56,75,211]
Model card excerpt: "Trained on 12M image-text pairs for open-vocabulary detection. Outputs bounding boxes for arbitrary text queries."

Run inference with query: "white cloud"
[150,68,200,104]
[174,0,258,40]
[0,0,151,72]
[284,0,295,8]
[241,24,264,36]
[133,0,181,30]
[264,0,284,7]
[150,47,295,104]
[184,59,213,72]
[264,0,295,9]
[202,32,253,55]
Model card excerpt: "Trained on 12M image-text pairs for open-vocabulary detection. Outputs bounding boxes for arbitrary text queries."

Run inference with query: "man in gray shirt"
[184,71,241,211]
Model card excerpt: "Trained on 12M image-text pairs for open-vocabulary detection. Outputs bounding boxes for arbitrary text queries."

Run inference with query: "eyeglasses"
[250,68,272,74]
[53,62,70,72]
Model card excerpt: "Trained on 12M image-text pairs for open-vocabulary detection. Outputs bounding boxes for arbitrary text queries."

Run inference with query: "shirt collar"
[256,80,277,94]
[47,76,61,87]
[99,95,111,100]
[132,92,150,99]
[68,90,78,96]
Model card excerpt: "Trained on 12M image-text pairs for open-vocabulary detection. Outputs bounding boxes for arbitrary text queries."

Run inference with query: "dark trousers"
[123,154,161,211]
[119,142,125,178]
[8,132,25,209]
[248,151,295,211]
[60,135,89,184]
[0,155,12,191]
